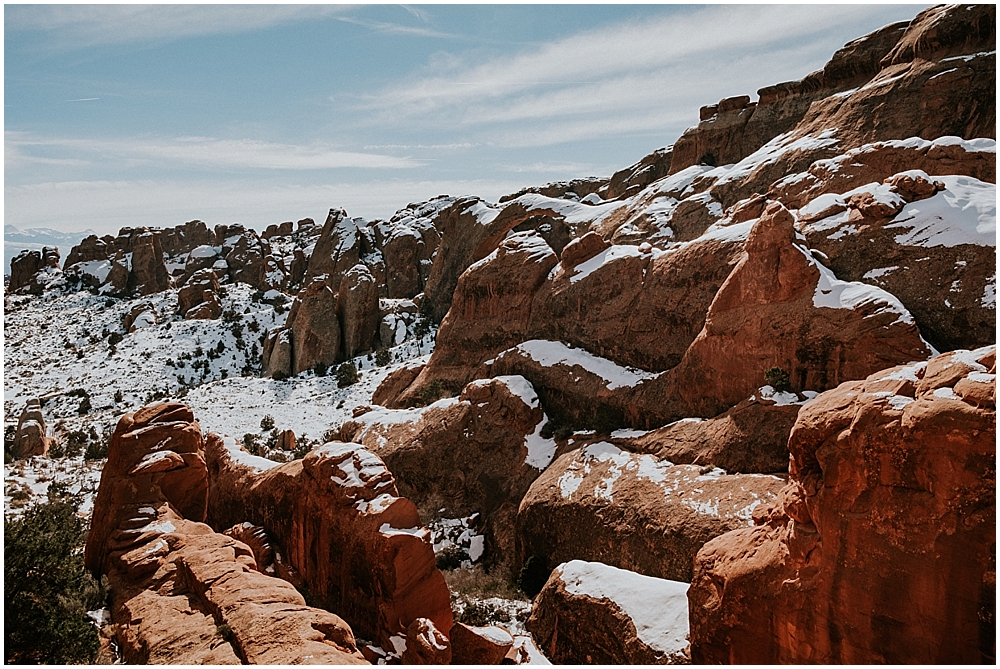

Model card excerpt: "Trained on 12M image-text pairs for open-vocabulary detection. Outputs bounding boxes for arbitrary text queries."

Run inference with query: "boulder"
[516,442,786,583]
[123,302,157,333]
[688,346,996,664]
[450,623,514,665]
[182,244,222,282]
[12,399,51,459]
[262,328,294,379]
[527,560,689,664]
[341,375,552,573]
[205,436,453,650]
[84,402,365,664]
[338,264,380,358]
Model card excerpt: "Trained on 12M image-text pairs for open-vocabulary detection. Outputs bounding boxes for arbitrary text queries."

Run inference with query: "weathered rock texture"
[84,403,365,664]
[527,560,690,664]
[384,226,743,410]
[177,269,222,320]
[634,202,933,422]
[517,442,786,583]
[450,623,514,665]
[618,390,806,474]
[12,398,52,459]
[688,346,996,664]
[205,436,453,649]
[341,376,551,573]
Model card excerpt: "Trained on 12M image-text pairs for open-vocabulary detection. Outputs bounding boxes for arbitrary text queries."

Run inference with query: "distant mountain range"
[4,224,96,275]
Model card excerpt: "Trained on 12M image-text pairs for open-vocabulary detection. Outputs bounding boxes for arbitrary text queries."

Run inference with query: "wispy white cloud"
[354,4,922,147]
[5,5,349,50]
[333,16,460,40]
[4,178,526,236]
[6,133,422,171]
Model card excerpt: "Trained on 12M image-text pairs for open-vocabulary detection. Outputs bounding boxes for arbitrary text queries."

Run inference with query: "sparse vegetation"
[375,348,392,367]
[5,491,105,664]
[335,362,360,388]
[764,366,792,393]
[260,415,275,431]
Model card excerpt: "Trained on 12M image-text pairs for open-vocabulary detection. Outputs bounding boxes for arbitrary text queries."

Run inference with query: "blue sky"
[5,3,931,236]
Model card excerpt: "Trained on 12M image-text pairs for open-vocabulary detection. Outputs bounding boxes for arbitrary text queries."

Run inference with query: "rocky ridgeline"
[5,4,997,665]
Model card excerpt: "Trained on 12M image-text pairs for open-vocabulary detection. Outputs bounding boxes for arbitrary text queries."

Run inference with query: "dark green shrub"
[435,546,465,571]
[84,437,108,461]
[764,366,792,393]
[4,495,104,664]
[113,389,123,403]
[336,362,360,388]
[411,380,444,407]
[375,349,392,367]
[313,361,328,377]
[459,601,501,627]
[107,332,124,347]
[260,415,275,431]
[77,397,92,415]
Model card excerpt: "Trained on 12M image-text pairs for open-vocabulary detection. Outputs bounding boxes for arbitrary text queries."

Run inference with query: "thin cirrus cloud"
[6,134,422,171]
[356,4,916,135]
[4,4,347,50]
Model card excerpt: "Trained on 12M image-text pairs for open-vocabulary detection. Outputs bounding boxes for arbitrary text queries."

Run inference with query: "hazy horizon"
[6,3,931,239]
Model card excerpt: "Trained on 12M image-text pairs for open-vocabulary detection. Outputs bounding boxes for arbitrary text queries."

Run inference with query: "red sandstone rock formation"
[7,249,44,294]
[450,623,515,664]
[177,269,222,320]
[338,264,380,358]
[687,346,996,663]
[527,560,690,664]
[12,398,52,459]
[129,229,171,295]
[342,375,553,573]
[84,403,365,664]
[619,390,806,474]
[635,201,932,421]
[516,442,786,583]
[205,435,453,650]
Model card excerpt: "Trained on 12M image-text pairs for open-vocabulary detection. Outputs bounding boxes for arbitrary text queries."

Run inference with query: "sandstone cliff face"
[517,441,786,583]
[8,249,44,293]
[205,435,453,650]
[687,346,996,664]
[84,403,365,664]
[635,202,932,422]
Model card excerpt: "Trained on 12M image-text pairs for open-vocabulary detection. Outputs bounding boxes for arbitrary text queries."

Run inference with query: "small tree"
[4,493,104,663]
[764,366,792,393]
[336,362,360,388]
[260,415,275,431]
[375,349,392,367]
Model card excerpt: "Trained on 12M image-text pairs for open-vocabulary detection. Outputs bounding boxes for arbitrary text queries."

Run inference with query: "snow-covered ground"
[3,280,437,518]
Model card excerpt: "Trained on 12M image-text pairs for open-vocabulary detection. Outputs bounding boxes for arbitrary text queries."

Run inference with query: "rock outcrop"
[177,269,222,320]
[12,399,52,459]
[527,560,690,664]
[634,201,933,422]
[688,346,996,664]
[205,435,453,650]
[337,264,380,358]
[8,249,44,293]
[517,441,786,583]
[84,403,365,664]
[129,230,171,295]
[341,375,553,572]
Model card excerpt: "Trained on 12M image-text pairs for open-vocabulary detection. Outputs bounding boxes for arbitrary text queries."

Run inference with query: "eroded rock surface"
[688,346,996,664]
[206,435,453,650]
[83,403,365,665]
